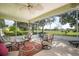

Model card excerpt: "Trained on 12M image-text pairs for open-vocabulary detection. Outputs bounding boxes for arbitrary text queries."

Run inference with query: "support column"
[76,10,79,38]
[42,26,44,34]
[28,21,31,32]
[15,21,17,37]
[32,24,34,34]
[36,23,38,34]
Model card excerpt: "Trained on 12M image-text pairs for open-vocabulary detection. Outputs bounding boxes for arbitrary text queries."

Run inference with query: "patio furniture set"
[68,40,79,48]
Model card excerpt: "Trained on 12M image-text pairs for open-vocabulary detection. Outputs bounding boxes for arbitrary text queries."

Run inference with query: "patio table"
[69,41,79,48]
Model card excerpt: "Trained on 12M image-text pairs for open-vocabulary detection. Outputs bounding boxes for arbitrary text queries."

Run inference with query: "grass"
[31,30,79,37]
[45,31,79,37]
[4,29,79,37]
[28,30,79,36]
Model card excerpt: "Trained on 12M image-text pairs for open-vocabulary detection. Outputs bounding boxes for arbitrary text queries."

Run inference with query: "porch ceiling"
[0,3,79,23]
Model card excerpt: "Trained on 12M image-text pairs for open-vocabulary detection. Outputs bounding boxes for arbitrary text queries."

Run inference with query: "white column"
[15,21,17,37]
[76,10,79,38]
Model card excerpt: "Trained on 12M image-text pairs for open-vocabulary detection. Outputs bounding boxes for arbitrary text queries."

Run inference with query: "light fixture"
[19,3,43,13]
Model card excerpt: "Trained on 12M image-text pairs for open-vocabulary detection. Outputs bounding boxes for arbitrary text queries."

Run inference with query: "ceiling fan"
[18,3,43,13]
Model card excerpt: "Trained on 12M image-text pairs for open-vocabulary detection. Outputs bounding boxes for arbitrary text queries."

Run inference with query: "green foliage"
[45,30,79,37]
[3,26,28,36]
[9,26,16,31]
[60,10,79,29]
[0,20,5,28]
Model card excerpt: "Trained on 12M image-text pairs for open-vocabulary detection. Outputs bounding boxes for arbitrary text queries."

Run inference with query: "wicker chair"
[41,34,54,49]
[19,41,42,56]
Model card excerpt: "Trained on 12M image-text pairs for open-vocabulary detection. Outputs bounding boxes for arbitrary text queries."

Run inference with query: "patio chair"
[0,33,11,43]
[19,45,35,56]
[19,41,42,56]
[41,34,53,50]
[41,40,52,50]
[0,34,13,51]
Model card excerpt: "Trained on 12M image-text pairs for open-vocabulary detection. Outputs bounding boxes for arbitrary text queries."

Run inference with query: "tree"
[53,27,58,31]
[9,26,16,31]
[38,20,46,33]
[14,21,28,31]
[60,10,79,31]
[46,17,55,30]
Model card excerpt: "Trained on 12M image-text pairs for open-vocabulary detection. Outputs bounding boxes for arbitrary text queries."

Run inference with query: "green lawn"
[45,31,79,36]
[4,29,79,37]
[34,30,79,36]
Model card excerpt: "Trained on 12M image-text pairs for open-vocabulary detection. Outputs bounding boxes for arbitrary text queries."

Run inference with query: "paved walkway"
[54,36,79,41]
[34,41,79,56]
[5,35,79,56]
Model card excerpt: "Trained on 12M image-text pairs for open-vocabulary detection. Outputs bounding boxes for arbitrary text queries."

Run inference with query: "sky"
[44,17,74,29]
[4,17,74,29]
[4,19,15,26]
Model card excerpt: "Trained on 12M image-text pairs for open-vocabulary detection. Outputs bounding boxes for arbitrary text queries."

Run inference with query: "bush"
[4,31,15,36]
[4,30,28,36]
[3,26,28,36]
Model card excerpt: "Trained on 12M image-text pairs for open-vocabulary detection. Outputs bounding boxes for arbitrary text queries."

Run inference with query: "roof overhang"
[30,3,79,23]
[0,3,79,23]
